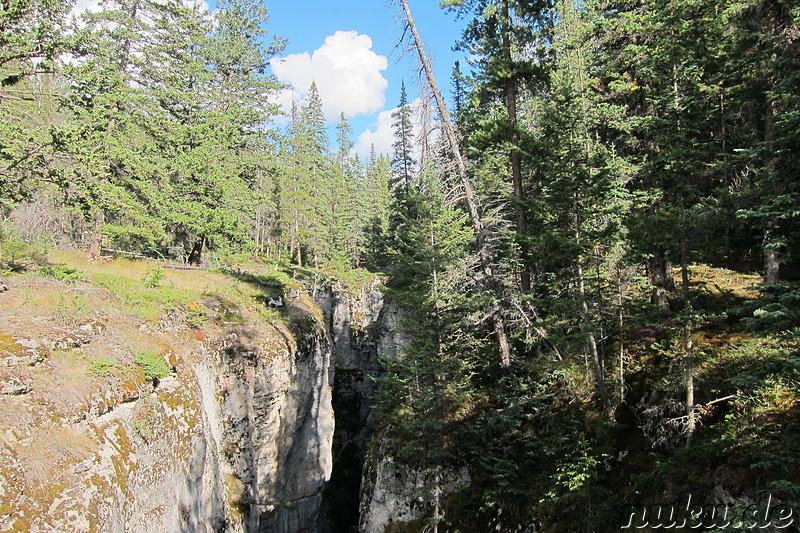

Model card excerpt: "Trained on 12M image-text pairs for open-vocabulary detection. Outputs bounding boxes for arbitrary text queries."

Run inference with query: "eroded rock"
[0,334,48,366]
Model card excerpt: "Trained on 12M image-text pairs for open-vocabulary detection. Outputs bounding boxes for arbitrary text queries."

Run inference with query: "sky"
[262,0,470,160]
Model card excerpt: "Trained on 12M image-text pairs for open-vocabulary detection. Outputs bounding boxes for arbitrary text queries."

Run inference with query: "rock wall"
[0,287,338,533]
[359,448,470,533]
[0,275,423,533]
[313,281,395,532]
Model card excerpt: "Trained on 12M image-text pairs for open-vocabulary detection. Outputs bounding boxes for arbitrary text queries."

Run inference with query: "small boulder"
[54,330,92,349]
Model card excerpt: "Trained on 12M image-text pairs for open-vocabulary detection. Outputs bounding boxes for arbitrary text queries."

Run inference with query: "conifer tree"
[0,0,73,202]
[362,145,392,267]
[301,81,331,267]
[391,80,416,202]
[59,0,162,255]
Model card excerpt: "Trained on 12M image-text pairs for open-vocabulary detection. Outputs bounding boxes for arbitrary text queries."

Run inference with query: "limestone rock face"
[0,334,48,366]
[359,449,470,533]
[0,279,416,533]
[0,292,336,533]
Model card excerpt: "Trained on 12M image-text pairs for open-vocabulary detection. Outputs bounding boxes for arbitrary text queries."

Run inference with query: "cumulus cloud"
[270,31,388,121]
[355,98,429,162]
[355,108,396,160]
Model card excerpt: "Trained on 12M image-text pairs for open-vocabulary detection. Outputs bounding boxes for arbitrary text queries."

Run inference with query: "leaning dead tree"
[396,0,512,367]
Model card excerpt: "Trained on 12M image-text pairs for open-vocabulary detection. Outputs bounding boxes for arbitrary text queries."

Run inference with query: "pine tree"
[362,145,392,267]
[301,81,331,267]
[442,0,550,294]
[0,0,73,202]
[391,80,416,202]
[58,0,163,256]
[726,0,800,284]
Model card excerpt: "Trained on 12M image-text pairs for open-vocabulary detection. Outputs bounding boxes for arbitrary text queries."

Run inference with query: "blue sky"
[264,0,470,159]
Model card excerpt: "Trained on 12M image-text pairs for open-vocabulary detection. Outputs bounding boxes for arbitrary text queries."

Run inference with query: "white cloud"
[270,31,388,122]
[356,108,396,161]
[268,87,302,125]
[355,98,431,163]
[70,0,102,16]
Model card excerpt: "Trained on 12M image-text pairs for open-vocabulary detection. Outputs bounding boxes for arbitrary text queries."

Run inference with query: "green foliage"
[141,265,166,288]
[391,81,416,198]
[92,272,194,319]
[53,292,92,326]
[184,302,207,329]
[736,285,800,339]
[88,356,120,377]
[0,228,49,273]
[39,264,84,282]
[133,351,171,382]
[131,400,159,441]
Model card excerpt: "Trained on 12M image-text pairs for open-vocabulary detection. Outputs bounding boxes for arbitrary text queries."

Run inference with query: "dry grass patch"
[12,424,96,500]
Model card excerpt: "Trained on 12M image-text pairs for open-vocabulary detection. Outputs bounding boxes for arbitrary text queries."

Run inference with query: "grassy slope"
[0,249,302,531]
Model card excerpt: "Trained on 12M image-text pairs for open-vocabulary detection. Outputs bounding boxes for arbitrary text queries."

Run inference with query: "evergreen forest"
[2,0,800,530]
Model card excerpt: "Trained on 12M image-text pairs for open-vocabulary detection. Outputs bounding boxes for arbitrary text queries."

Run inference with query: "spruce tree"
[391,80,416,203]
[0,0,73,202]
[59,0,162,255]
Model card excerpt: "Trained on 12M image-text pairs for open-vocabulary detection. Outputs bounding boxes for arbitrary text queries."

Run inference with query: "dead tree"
[397,0,512,367]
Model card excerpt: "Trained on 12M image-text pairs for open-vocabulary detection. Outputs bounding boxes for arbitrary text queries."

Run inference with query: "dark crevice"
[322,368,370,532]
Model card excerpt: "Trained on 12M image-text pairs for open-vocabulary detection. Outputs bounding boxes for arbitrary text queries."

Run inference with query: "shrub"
[132,401,158,441]
[40,264,84,282]
[88,357,119,377]
[141,265,166,288]
[185,301,207,329]
[133,351,171,382]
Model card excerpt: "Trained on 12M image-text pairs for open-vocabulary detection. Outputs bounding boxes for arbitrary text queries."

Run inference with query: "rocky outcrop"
[314,281,390,532]
[0,287,340,533]
[359,449,470,533]
[0,274,416,533]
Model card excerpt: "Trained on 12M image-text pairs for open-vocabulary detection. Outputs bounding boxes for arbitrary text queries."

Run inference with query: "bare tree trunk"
[188,235,205,266]
[680,230,695,445]
[398,0,511,366]
[649,249,672,309]
[618,278,626,402]
[763,227,780,285]
[574,205,614,420]
[432,466,441,533]
[88,210,104,258]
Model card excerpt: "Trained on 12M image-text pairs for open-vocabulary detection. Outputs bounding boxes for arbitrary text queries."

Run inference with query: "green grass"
[88,356,120,377]
[92,273,197,320]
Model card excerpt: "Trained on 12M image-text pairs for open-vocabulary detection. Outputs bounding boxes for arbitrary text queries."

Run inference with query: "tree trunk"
[188,235,205,266]
[399,0,511,366]
[618,279,626,402]
[680,232,695,445]
[501,0,530,294]
[88,210,104,258]
[649,249,672,309]
[763,227,780,285]
[575,205,614,420]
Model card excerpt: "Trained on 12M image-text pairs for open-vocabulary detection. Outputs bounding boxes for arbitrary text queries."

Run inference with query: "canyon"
[0,269,450,533]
